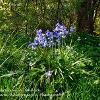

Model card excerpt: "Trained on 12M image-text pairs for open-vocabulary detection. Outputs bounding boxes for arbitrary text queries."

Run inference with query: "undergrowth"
[0,33,100,100]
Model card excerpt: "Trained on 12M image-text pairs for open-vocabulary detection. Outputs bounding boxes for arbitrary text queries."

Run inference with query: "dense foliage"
[0,32,100,99]
[0,0,100,100]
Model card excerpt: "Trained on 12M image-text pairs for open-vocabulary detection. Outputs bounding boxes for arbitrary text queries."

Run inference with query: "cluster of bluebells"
[29,22,75,49]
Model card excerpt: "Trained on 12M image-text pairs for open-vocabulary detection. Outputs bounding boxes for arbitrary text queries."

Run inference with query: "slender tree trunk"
[76,0,98,33]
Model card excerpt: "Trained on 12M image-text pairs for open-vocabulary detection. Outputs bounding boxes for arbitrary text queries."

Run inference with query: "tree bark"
[76,0,99,33]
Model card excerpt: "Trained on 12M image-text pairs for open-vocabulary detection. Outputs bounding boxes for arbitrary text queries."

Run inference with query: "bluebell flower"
[31,45,36,49]
[60,25,66,31]
[36,29,42,37]
[42,41,47,47]
[38,36,43,45]
[29,42,34,46]
[45,30,54,47]
[34,37,39,45]
[46,30,51,37]
[46,30,53,38]
[54,22,68,38]
[29,42,36,49]
[54,26,60,32]
[60,25,68,36]
[53,31,59,38]
[70,25,75,33]
[45,70,53,78]
[54,23,62,32]
[36,34,47,47]
[56,22,62,27]
[41,36,48,47]
[37,33,45,44]
[29,22,70,49]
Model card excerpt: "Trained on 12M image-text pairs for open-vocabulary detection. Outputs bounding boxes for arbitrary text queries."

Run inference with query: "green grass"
[0,33,100,100]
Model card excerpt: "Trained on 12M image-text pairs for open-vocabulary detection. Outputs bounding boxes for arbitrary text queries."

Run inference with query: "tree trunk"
[76,0,98,33]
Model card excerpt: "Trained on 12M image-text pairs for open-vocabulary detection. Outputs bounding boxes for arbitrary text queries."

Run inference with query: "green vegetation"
[0,0,100,100]
[0,32,100,100]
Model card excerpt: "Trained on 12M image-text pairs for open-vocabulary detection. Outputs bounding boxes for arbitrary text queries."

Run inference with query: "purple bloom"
[36,34,47,47]
[34,37,39,45]
[32,45,36,49]
[36,29,42,36]
[54,22,68,38]
[38,36,43,44]
[56,22,62,27]
[53,31,59,38]
[46,30,51,37]
[54,26,60,32]
[29,42,36,49]
[42,36,48,47]
[45,70,53,78]
[60,25,66,31]
[42,41,47,47]
[46,30,53,39]
[70,25,75,32]
[28,22,70,49]
[54,23,62,32]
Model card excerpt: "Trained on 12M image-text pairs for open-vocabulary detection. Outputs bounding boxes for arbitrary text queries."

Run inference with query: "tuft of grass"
[0,33,100,100]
